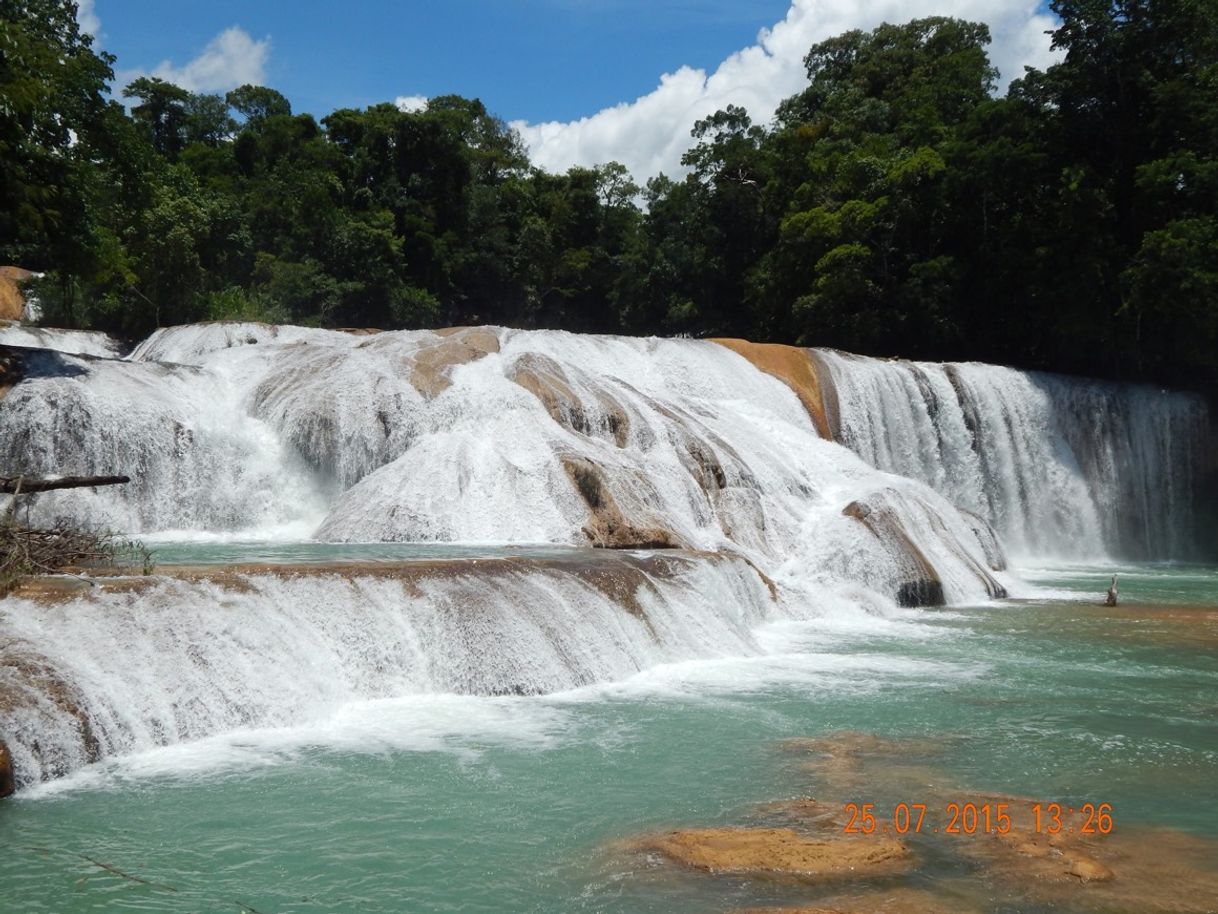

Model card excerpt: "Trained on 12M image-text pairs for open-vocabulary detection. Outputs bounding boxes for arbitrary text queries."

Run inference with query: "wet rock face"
[562,456,679,549]
[0,645,103,787]
[508,352,631,448]
[710,339,839,440]
[956,508,1007,572]
[842,492,1007,605]
[0,738,14,797]
[411,326,501,399]
[842,499,947,607]
[0,344,30,401]
[895,579,946,608]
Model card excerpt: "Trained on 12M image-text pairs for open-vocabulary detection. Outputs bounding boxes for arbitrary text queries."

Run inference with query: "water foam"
[821,351,1209,560]
[0,321,1208,790]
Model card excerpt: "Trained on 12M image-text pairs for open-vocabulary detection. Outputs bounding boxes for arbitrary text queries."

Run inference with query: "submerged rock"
[737,885,986,914]
[633,826,911,879]
[772,732,1218,913]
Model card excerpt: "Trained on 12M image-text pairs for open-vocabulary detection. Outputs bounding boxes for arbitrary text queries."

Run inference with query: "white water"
[1,322,1011,602]
[0,321,1209,788]
[0,325,124,358]
[0,553,781,786]
[820,351,1210,560]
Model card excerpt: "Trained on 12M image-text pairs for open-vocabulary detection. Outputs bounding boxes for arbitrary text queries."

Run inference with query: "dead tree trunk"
[1,475,130,494]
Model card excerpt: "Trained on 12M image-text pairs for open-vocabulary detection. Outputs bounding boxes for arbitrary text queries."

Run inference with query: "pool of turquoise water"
[1,561,1215,913]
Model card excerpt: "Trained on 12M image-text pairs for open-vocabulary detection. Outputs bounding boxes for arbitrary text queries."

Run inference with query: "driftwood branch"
[0,475,130,494]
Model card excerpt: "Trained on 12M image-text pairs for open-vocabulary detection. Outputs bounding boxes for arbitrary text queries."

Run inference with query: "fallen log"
[1,475,130,494]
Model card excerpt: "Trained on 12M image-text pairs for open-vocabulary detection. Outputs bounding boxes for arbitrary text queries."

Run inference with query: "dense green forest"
[2,0,1216,390]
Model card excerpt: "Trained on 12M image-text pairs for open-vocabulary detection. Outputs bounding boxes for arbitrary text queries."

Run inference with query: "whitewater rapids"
[0,322,1209,788]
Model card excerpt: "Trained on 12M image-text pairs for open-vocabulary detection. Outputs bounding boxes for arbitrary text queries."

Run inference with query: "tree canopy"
[2,0,1215,393]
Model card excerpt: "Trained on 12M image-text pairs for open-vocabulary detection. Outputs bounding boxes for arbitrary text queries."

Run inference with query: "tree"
[184,93,236,146]
[226,84,291,128]
[123,76,191,157]
[0,0,116,268]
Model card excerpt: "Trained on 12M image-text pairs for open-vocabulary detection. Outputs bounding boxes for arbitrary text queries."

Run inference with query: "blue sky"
[83,0,1060,181]
[92,0,793,122]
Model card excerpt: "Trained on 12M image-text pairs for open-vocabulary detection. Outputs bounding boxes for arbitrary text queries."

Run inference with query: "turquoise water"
[141,540,583,566]
[1,562,1216,913]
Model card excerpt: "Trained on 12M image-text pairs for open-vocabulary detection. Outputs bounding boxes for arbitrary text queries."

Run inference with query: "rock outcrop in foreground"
[618,730,1218,914]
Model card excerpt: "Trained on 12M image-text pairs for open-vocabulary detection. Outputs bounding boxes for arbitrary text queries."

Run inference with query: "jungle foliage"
[2,1,1215,390]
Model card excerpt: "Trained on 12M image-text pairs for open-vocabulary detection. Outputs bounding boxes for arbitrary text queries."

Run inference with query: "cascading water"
[0,324,1008,601]
[0,553,780,787]
[0,324,125,359]
[0,321,1209,789]
[819,351,1210,561]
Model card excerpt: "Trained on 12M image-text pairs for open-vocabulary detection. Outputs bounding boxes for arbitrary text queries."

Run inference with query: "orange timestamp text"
[843,801,1115,836]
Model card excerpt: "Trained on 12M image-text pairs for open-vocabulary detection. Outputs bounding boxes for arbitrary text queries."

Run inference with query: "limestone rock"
[0,738,14,797]
[712,339,839,439]
[562,456,678,549]
[956,507,1007,572]
[508,352,630,447]
[0,267,34,322]
[409,326,501,399]
[1068,855,1115,882]
[635,826,911,879]
[843,500,945,607]
[738,885,985,914]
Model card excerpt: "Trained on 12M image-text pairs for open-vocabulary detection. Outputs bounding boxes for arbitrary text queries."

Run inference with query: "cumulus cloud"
[395,95,429,113]
[117,27,271,95]
[513,0,1060,181]
[76,0,101,37]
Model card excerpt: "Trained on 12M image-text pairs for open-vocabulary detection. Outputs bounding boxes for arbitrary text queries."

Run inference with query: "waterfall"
[0,553,780,787]
[0,325,1010,603]
[819,351,1209,560]
[1,321,1209,789]
[0,325,125,359]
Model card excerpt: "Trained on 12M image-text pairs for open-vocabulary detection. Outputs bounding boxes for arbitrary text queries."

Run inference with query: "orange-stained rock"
[508,352,630,447]
[1068,855,1115,882]
[0,267,34,321]
[711,339,838,439]
[633,826,911,879]
[0,647,101,786]
[409,326,500,398]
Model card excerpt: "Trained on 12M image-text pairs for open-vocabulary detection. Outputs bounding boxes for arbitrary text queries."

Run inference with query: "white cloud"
[117,27,271,95]
[396,95,429,113]
[76,0,101,38]
[513,0,1061,181]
